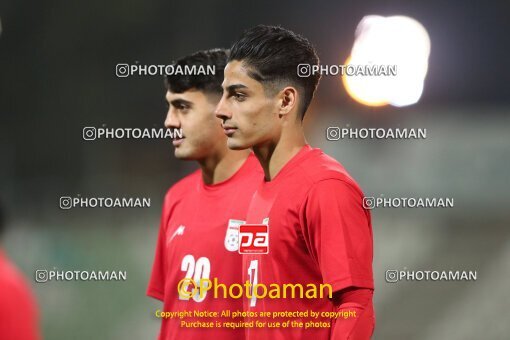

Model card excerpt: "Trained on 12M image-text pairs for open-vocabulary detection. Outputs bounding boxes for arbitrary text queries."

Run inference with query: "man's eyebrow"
[226,84,248,92]
[170,98,192,107]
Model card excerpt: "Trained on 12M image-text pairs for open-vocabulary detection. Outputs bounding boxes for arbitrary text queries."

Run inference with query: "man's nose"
[215,95,231,122]
[164,108,180,129]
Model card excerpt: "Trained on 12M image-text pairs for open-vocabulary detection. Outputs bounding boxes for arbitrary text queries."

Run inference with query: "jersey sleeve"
[146,191,172,301]
[300,178,374,292]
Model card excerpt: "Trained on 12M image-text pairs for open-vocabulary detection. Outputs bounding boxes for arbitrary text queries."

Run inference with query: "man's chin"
[173,148,194,160]
[226,137,251,151]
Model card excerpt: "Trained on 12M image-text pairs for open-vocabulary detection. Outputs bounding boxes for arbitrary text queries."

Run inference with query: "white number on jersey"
[248,260,258,307]
[179,254,211,302]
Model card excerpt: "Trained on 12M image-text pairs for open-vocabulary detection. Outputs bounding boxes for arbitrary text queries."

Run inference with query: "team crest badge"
[224,219,245,252]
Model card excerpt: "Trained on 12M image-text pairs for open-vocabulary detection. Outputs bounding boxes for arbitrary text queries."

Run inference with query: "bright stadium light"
[343,15,431,107]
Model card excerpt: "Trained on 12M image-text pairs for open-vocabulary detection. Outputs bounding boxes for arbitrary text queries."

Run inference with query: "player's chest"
[165,210,245,257]
[243,188,306,256]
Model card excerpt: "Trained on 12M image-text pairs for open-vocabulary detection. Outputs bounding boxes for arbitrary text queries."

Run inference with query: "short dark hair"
[165,48,229,95]
[229,25,321,120]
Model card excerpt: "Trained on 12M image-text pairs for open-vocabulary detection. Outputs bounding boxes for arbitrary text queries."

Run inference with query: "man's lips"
[222,125,237,136]
[172,137,185,146]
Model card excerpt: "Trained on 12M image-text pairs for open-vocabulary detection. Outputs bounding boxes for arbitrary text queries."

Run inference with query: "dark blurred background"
[1,0,509,339]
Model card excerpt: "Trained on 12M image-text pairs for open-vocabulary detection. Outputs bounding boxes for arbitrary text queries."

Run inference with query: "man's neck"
[253,128,306,181]
[198,149,251,185]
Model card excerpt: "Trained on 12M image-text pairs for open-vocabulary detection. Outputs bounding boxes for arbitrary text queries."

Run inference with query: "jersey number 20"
[180,254,211,302]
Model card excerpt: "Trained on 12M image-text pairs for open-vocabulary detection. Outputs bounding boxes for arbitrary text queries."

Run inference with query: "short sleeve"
[300,179,374,292]
[146,192,171,301]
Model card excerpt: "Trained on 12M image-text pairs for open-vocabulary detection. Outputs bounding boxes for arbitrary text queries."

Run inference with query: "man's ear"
[277,86,299,117]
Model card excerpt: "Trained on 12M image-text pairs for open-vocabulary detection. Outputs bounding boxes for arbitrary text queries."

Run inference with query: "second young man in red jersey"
[147,49,262,340]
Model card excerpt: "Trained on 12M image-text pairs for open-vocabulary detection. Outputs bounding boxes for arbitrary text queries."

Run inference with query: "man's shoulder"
[297,148,360,188]
[164,169,201,202]
[0,254,35,303]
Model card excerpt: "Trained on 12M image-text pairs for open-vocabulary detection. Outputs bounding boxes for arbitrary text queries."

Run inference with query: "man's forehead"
[224,61,250,81]
[224,60,261,89]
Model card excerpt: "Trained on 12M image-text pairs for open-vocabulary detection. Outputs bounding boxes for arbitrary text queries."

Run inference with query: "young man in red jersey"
[215,26,375,339]
[147,49,263,340]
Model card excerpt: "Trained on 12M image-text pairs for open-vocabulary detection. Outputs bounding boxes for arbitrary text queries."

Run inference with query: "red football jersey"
[241,145,374,339]
[0,249,40,340]
[147,154,263,340]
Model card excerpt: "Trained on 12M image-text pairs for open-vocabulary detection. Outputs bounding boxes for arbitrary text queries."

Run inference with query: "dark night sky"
[0,0,508,196]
